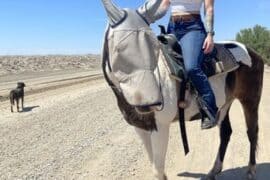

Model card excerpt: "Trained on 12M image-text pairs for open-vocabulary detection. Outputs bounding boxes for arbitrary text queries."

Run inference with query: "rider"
[157,0,218,129]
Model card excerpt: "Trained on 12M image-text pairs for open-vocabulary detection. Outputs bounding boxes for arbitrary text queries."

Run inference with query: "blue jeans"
[168,18,218,116]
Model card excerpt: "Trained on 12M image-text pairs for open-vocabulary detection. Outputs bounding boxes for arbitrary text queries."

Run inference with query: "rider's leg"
[179,30,218,128]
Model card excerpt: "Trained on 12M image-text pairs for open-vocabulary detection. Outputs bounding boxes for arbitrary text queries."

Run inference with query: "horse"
[101,0,264,180]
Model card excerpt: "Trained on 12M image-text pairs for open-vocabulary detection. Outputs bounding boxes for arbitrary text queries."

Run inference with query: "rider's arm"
[204,0,214,36]
[153,0,171,20]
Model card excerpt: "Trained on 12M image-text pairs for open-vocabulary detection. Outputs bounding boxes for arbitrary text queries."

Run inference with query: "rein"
[154,62,165,112]
[178,79,189,155]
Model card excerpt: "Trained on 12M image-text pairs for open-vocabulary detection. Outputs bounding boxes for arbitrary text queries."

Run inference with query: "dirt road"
[0,71,269,180]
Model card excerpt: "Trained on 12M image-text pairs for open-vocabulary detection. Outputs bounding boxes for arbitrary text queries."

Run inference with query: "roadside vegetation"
[236,25,270,65]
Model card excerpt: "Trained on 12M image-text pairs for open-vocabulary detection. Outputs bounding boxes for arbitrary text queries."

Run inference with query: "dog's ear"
[17,82,25,88]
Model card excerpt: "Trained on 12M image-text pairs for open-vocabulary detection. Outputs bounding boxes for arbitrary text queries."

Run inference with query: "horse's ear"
[137,0,162,24]
[101,0,125,26]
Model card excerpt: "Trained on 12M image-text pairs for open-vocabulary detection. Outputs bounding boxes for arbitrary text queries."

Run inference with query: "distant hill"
[0,54,101,76]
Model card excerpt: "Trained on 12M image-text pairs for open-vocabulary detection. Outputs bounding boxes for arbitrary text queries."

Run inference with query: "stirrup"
[198,98,217,130]
[201,116,217,129]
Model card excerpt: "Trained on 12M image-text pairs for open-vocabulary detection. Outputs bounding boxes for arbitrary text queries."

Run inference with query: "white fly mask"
[101,0,167,107]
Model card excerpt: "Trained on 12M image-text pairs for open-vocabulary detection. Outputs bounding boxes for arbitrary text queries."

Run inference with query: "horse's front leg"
[206,112,232,180]
[135,127,153,164]
[151,122,170,180]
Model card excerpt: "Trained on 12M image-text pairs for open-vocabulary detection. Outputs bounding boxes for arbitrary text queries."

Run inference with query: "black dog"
[10,82,26,112]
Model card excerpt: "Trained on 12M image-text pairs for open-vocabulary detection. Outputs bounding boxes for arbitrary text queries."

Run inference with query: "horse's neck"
[153,54,178,121]
[155,53,176,92]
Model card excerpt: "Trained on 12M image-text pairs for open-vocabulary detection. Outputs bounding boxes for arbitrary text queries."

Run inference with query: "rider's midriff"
[171,0,203,16]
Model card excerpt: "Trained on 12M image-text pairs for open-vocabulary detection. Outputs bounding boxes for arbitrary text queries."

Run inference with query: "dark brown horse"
[206,48,264,180]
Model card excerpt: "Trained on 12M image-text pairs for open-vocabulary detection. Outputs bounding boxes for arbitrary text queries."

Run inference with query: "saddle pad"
[204,43,240,76]
[216,41,252,67]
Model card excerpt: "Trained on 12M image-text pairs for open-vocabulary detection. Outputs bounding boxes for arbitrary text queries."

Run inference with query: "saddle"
[157,26,242,154]
[157,26,239,82]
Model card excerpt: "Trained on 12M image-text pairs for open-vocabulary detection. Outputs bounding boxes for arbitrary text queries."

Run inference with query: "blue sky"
[0,0,269,55]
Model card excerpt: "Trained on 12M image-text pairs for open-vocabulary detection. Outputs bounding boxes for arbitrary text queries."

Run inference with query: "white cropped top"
[171,0,203,14]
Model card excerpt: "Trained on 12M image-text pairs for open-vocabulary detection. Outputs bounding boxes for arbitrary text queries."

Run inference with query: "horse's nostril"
[134,91,142,104]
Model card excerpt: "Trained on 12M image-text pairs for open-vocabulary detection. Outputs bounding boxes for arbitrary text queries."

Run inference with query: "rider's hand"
[203,34,214,54]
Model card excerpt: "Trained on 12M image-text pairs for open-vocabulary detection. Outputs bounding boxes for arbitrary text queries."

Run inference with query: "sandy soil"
[0,55,100,76]
[0,66,269,179]
[0,55,101,101]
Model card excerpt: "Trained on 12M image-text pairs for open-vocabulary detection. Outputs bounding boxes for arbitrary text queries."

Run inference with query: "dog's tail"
[10,91,15,105]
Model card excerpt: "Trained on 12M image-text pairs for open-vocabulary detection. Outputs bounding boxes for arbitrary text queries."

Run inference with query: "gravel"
[0,58,269,179]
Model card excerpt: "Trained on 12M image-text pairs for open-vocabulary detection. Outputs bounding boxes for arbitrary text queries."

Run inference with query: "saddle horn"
[101,0,125,26]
